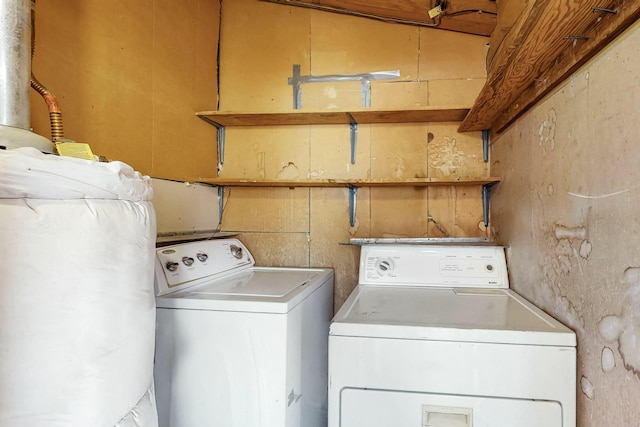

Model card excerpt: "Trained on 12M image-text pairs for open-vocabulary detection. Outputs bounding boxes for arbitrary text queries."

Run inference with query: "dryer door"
[340,388,562,427]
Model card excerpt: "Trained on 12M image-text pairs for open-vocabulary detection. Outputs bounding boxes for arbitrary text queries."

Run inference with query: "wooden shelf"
[196,107,471,127]
[197,106,475,170]
[204,177,500,229]
[198,177,501,187]
[195,106,498,228]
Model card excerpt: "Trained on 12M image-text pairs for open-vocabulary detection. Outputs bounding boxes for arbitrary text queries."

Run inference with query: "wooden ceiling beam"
[459,0,640,132]
[259,0,497,36]
[492,1,640,133]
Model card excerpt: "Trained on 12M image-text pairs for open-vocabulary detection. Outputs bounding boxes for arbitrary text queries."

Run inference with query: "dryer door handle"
[422,405,473,427]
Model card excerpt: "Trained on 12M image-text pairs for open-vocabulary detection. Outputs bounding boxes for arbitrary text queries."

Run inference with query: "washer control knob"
[230,245,243,259]
[197,252,208,262]
[182,257,195,266]
[166,261,179,272]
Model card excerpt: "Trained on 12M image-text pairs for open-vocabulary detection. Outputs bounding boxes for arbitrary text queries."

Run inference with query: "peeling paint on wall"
[307,170,322,178]
[347,218,360,236]
[551,223,591,278]
[324,86,338,99]
[538,108,557,154]
[552,223,591,276]
[276,162,301,179]
[430,136,462,177]
[520,192,587,339]
[581,376,595,400]
[601,347,616,373]
[554,224,587,241]
[256,151,266,179]
[491,21,640,426]
[579,240,592,259]
[598,267,640,378]
[391,156,407,178]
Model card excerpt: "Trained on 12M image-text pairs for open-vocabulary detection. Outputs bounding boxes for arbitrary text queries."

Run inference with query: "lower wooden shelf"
[201,177,500,228]
[198,177,501,187]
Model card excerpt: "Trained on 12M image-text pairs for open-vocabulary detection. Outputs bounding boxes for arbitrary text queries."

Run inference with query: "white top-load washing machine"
[328,244,576,427]
[153,238,333,427]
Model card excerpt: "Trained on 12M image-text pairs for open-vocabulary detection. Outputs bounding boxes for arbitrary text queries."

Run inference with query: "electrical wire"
[433,0,496,19]
[445,9,497,17]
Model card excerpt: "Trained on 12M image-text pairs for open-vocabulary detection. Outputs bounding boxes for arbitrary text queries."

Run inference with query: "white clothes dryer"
[328,244,576,427]
[153,238,333,427]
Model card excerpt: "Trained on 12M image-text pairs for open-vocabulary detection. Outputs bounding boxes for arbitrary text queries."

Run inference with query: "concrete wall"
[491,21,640,426]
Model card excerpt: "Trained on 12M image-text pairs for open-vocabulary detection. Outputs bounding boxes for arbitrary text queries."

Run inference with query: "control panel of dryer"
[155,238,254,295]
[359,245,508,288]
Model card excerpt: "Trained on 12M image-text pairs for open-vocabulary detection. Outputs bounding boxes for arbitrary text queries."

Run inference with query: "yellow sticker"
[428,5,442,19]
[56,142,96,161]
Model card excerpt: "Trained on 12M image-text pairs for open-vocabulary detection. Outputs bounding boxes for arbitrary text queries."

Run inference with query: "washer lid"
[156,267,332,313]
[330,285,576,346]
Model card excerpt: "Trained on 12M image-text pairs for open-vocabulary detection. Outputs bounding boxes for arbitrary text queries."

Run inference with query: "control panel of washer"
[155,238,254,294]
[359,244,508,288]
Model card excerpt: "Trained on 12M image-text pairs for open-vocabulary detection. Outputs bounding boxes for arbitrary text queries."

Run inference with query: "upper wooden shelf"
[198,177,500,187]
[196,107,471,127]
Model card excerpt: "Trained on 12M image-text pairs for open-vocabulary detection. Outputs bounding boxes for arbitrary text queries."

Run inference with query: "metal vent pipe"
[0,0,32,129]
[0,0,53,152]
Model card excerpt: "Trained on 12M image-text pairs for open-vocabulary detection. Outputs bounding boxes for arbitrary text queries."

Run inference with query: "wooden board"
[216,0,497,311]
[218,187,310,232]
[309,187,369,311]
[258,0,497,36]
[460,0,640,132]
[197,107,470,126]
[350,108,470,123]
[492,2,640,133]
[197,177,501,187]
[30,0,220,180]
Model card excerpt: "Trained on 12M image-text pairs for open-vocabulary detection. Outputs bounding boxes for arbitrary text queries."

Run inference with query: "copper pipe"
[30,73,64,141]
[30,0,64,142]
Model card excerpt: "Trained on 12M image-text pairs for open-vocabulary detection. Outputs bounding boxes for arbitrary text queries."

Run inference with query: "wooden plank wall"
[29,0,219,180]
[216,0,490,309]
[27,0,489,311]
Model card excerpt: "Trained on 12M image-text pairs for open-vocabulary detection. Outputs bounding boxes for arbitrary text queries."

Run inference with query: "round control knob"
[182,257,195,266]
[166,261,179,272]
[230,245,243,259]
[197,252,208,262]
[379,260,392,271]
[375,257,395,275]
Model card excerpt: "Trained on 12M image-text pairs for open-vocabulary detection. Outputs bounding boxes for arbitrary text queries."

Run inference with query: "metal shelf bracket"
[218,185,225,225]
[199,116,226,175]
[348,113,358,164]
[288,64,399,109]
[348,185,358,227]
[217,126,226,174]
[482,129,490,163]
[482,182,497,227]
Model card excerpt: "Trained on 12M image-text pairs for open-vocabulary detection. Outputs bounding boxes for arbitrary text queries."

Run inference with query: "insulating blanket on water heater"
[0,148,158,427]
